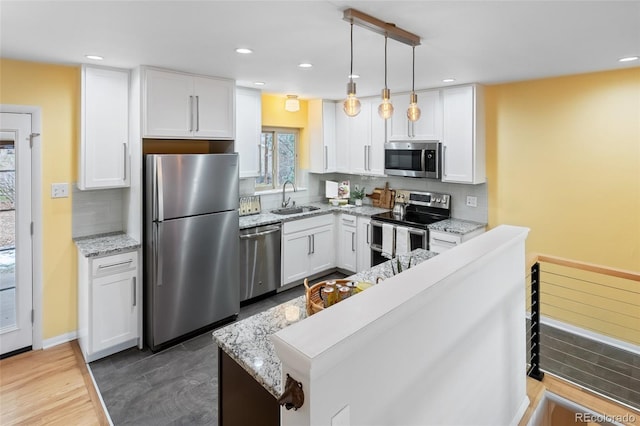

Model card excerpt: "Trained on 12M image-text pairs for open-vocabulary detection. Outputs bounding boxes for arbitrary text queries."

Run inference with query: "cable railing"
[526,254,640,410]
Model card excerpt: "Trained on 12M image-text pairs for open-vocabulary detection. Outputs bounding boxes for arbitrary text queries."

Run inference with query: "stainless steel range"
[369,190,451,266]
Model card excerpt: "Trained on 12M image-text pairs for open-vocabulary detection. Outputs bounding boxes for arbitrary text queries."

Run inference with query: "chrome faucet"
[282,180,296,207]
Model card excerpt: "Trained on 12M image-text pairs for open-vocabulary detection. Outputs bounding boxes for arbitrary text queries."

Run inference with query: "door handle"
[156,157,164,222]
[239,228,280,239]
[123,143,127,181]
[155,224,164,286]
[442,145,447,178]
[132,277,137,306]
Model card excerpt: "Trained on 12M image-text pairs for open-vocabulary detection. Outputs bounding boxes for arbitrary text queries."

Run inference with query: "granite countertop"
[239,202,390,230]
[212,248,436,398]
[428,218,486,235]
[74,232,141,258]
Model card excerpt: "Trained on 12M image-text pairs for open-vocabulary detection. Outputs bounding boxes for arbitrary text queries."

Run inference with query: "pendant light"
[343,22,361,117]
[378,35,394,120]
[407,45,421,122]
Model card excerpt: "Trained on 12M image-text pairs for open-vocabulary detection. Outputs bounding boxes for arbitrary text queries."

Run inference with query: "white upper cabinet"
[388,89,442,141]
[441,84,486,184]
[347,100,372,175]
[143,68,235,140]
[235,87,261,178]
[334,103,350,173]
[79,65,130,190]
[308,100,337,173]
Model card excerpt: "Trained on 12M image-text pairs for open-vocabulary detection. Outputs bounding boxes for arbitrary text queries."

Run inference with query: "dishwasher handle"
[240,228,280,239]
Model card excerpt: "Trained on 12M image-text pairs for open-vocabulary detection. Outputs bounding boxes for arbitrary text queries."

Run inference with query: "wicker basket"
[303,278,354,316]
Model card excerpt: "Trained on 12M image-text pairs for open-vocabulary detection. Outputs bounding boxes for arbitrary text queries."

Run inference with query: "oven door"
[384,142,426,177]
[370,221,428,266]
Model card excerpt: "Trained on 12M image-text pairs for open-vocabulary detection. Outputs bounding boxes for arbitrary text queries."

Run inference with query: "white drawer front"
[429,231,462,246]
[283,213,334,234]
[92,250,138,276]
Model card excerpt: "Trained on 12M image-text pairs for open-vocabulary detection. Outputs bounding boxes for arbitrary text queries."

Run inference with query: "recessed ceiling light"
[85,55,104,61]
[235,48,253,54]
[254,81,265,86]
[442,78,456,83]
[348,74,360,79]
[619,56,639,62]
[298,63,313,68]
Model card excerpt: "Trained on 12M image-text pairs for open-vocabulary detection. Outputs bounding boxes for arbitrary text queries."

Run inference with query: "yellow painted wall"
[486,68,640,344]
[261,93,309,169]
[0,58,79,339]
[486,67,639,270]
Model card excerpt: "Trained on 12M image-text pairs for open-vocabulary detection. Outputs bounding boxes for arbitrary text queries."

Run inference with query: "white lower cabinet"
[356,216,371,272]
[337,214,357,273]
[429,228,485,254]
[282,214,335,285]
[78,250,141,362]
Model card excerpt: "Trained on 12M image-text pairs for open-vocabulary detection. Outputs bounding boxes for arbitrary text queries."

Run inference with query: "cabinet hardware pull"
[189,95,194,132]
[366,223,370,244]
[123,143,127,181]
[132,277,137,306]
[195,95,200,131]
[324,146,328,170]
[352,232,355,252]
[97,259,133,270]
[308,235,312,255]
[432,237,457,245]
[312,234,315,254]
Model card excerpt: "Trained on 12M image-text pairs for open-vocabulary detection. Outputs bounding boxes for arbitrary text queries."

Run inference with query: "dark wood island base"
[218,347,280,426]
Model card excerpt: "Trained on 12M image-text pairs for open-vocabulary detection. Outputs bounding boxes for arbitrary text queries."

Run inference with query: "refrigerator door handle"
[155,223,164,286]
[156,157,164,222]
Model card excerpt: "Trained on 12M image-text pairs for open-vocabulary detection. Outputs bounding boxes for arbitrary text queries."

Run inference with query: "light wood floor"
[0,341,108,425]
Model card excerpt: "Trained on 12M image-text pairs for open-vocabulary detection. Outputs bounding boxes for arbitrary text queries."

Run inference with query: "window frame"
[256,127,299,192]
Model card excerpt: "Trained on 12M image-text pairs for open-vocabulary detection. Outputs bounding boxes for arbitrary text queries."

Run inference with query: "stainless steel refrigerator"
[144,153,239,351]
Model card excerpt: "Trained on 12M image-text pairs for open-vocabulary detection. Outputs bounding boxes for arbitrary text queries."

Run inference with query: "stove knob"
[436,198,441,203]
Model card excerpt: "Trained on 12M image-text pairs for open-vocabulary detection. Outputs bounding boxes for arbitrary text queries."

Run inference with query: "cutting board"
[367,183,395,209]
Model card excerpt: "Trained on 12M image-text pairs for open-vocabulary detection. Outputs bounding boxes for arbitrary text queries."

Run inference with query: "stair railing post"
[528,261,544,381]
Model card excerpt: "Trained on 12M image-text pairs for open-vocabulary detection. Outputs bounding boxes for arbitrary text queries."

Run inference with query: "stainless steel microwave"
[384,141,442,179]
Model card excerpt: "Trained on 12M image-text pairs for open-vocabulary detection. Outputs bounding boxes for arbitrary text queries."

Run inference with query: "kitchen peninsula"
[212,249,437,426]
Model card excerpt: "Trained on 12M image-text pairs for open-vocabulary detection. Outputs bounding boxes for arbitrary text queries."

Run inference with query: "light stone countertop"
[74,232,140,258]
[212,248,436,398]
[239,202,390,230]
[427,218,486,235]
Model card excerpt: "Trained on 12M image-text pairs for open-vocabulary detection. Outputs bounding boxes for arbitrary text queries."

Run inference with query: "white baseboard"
[42,330,78,349]
[540,316,640,357]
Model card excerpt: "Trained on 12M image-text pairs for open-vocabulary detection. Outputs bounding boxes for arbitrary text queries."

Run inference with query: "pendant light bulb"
[378,88,394,119]
[407,45,421,122]
[407,92,421,122]
[343,22,361,117]
[378,36,393,120]
[344,81,361,117]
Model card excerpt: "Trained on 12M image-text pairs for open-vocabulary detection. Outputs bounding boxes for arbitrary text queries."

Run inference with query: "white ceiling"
[1,1,639,100]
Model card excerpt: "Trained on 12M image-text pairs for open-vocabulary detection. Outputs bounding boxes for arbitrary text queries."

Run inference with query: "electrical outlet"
[51,183,69,198]
[466,196,477,207]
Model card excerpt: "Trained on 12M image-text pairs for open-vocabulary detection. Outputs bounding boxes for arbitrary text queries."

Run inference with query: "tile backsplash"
[72,186,125,238]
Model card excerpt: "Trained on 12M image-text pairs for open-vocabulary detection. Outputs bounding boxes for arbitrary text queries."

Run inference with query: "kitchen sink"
[271,206,321,215]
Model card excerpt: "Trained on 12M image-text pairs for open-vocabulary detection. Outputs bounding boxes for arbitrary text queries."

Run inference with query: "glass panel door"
[0,135,16,331]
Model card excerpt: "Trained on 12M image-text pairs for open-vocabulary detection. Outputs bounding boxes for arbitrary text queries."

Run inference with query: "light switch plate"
[51,183,69,198]
[466,196,478,207]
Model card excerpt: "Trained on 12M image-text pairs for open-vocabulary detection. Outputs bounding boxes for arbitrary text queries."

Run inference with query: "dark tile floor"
[90,273,344,426]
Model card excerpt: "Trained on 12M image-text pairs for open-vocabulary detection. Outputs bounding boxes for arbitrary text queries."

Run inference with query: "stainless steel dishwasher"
[239,223,281,302]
